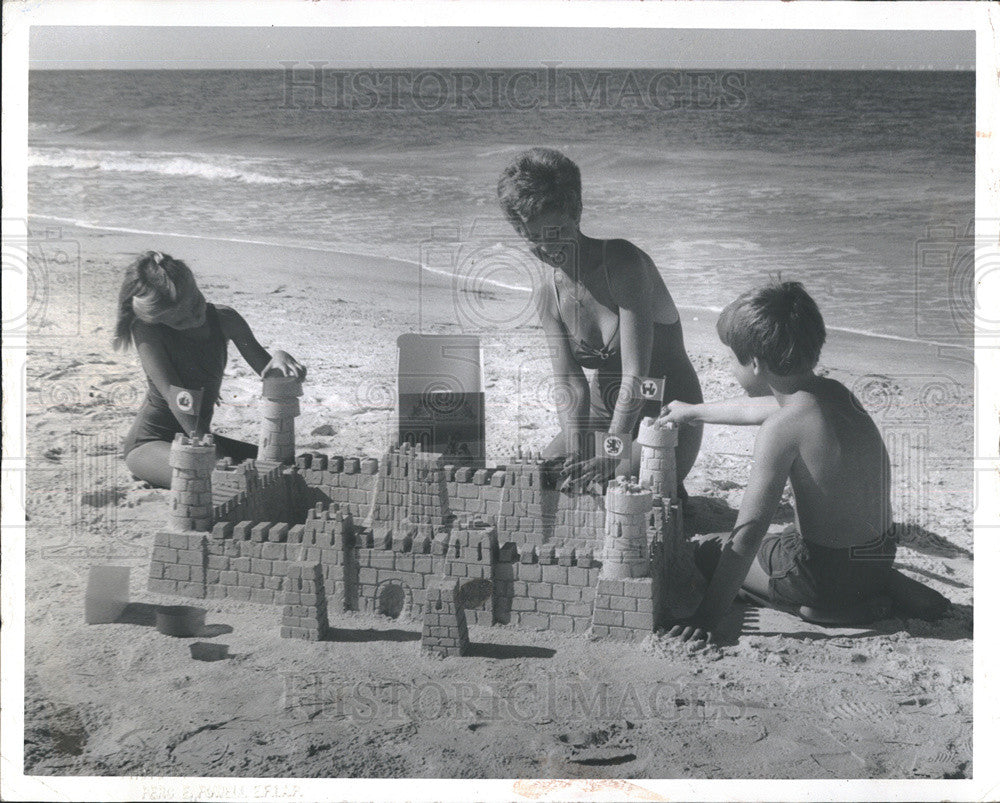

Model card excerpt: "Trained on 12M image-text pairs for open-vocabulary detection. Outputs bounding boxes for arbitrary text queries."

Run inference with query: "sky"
[29,27,975,71]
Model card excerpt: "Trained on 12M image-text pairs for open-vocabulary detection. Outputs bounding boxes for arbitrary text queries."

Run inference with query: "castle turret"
[259,375,302,463]
[168,433,216,532]
[637,417,678,499]
[601,477,653,579]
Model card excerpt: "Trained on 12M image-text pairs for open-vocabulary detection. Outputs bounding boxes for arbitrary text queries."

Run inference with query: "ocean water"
[28,68,974,344]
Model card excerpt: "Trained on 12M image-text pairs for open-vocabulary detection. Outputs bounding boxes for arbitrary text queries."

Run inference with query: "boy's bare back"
[772,376,892,549]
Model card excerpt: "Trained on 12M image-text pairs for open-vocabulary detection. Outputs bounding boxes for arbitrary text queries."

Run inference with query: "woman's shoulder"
[602,238,653,274]
[601,238,656,290]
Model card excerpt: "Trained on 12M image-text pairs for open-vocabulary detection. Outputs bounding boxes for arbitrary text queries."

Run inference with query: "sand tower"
[637,417,678,498]
[600,477,653,579]
[259,375,302,463]
[168,433,216,532]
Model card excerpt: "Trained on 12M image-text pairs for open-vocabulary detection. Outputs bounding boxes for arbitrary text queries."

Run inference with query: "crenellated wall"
[148,376,700,643]
[210,447,611,553]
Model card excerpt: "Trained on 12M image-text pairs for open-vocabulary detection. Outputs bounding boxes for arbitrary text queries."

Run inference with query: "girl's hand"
[658,399,699,427]
[262,350,307,380]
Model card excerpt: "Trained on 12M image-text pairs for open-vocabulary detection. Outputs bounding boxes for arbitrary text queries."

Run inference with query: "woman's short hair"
[716,280,826,375]
[497,148,582,228]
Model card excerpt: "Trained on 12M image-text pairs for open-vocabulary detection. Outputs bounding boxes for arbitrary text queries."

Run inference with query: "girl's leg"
[124,441,174,489]
[212,433,258,462]
[125,434,257,489]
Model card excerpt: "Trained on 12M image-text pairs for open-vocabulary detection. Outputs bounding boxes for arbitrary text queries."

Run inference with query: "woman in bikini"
[115,251,306,489]
[498,148,703,493]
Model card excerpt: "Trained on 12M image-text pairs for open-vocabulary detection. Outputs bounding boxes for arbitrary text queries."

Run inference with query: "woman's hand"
[559,454,620,493]
[262,350,307,380]
[658,399,700,427]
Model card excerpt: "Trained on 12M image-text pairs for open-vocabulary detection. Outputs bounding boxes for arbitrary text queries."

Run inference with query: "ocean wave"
[28,147,366,189]
[671,239,764,252]
[678,303,971,351]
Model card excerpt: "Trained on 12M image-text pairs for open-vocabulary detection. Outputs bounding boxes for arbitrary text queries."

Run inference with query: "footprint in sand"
[826,700,894,721]
[910,746,968,779]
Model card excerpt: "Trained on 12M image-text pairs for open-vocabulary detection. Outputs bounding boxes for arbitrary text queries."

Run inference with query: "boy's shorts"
[757,525,897,608]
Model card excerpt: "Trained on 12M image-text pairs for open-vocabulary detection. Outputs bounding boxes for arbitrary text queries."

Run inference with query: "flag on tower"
[167,385,204,436]
[637,376,665,402]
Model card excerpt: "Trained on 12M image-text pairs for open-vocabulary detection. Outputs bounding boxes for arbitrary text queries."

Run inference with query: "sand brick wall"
[150,417,693,642]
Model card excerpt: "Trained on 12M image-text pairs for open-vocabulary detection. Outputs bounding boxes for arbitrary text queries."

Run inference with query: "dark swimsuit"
[122,303,228,456]
[551,268,704,436]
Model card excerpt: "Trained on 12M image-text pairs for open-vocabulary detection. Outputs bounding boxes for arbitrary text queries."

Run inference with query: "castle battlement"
[149,387,703,643]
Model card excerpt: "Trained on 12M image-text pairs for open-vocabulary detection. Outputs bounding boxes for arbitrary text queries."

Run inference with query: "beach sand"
[21,219,972,779]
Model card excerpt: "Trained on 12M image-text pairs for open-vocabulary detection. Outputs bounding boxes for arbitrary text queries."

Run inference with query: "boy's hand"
[559,455,618,493]
[262,350,307,380]
[658,400,699,426]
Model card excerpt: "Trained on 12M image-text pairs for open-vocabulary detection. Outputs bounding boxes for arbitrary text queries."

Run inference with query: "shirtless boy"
[660,281,947,642]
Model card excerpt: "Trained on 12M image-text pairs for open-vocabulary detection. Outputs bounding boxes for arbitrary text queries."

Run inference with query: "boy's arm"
[685,415,797,635]
[217,306,305,378]
[661,395,779,427]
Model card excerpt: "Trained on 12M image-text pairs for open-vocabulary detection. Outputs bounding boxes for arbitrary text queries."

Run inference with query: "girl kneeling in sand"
[498,148,703,494]
[115,251,306,488]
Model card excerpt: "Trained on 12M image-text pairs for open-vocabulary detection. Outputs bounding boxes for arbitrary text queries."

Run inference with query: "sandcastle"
[147,377,704,649]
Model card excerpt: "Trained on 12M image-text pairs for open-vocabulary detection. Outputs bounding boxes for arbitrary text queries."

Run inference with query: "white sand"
[22,220,972,778]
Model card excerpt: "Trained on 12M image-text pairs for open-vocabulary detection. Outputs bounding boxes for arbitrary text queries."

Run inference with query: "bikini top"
[551,263,672,369]
[550,266,622,369]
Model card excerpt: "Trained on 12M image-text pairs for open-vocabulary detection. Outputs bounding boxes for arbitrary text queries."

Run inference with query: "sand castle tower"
[168,433,216,532]
[590,477,656,639]
[259,375,302,463]
[637,417,678,498]
[600,477,653,579]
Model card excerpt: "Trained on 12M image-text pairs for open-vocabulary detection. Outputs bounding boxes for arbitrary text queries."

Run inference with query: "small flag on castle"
[637,376,666,402]
[595,431,633,460]
[167,385,204,436]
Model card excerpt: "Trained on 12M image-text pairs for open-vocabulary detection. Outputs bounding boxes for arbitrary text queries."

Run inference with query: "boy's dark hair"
[716,281,826,375]
[497,148,582,228]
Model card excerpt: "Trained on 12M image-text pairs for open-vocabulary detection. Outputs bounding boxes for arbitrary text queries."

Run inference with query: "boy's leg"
[124,441,173,489]
[693,531,781,600]
[740,556,774,600]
